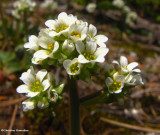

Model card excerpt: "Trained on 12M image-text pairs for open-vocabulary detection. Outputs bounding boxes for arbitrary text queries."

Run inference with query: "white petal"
[94,47,109,57]
[78,55,90,63]
[34,50,49,59]
[63,59,71,70]
[127,62,138,70]
[114,89,122,94]
[27,92,39,97]
[38,36,54,49]
[16,84,29,93]
[32,57,43,64]
[88,24,97,36]
[112,60,119,65]
[22,99,35,111]
[95,57,105,63]
[52,41,59,53]
[49,31,59,37]
[96,42,106,47]
[42,79,51,91]
[76,41,85,54]
[132,69,141,73]
[70,58,79,65]
[24,42,37,50]
[95,35,108,42]
[113,72,119,80]
[134,74,144,85]
[20,72,35,85]
[36,69,47,82]
[29,35,38,43]
[27,66,35,75]
[115,75,124,82]
[86,41,97,53]
[105,77,113,86]
[58,12,67,22]
[45,20,57,30]
[120,56,128,67]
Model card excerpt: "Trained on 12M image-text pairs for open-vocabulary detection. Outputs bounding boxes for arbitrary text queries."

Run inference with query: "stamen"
[83,51,96,61]
[70,62,79,74]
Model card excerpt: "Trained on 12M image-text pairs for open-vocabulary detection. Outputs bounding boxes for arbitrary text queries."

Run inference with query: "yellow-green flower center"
[89,33,94,37]
[109,82,121,92]
[47,43,54,54]
[71,32,81,37]
[30,79,44,92]
[83,51,96,61]
[56,23,68,33]
[49,90,57,101]
[70,62,79,74]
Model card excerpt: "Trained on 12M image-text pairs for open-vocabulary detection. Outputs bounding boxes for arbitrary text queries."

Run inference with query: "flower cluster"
[12,0,36,19]
[105,56,143,94]
[112,0,125,8]
[86,3,97,13]
[40,0,58,11]
[25,12,109,76]
[112,0,137,25]
[16,66,64,111]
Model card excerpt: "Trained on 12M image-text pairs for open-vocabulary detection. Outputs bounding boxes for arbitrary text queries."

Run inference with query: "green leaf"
[5,60,22,74]
[0,51,16,64]
[55,84,64,95]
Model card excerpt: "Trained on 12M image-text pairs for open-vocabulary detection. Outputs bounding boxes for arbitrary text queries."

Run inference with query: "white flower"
[123,6,131,13]
[112,0,125,8]
[106,72,124,93]
[63,58,81,75]
[22,98,35,111]
[24,35,39,51]
[32,56,43,65]
[76,41,109,64]
[75,20,88,27]
[86,3,96,13]
[13,0,36,12]
[126,11,137,24]
[62,39,75,54]
[38,28,50,38]
[16,66,51,97]
[69,23,88,42]
[33,36,59,60]
[125,74,143,85]
[45,12,77,37]
[87,24,108,47]
[40,0,57,11]
[48,88,58,102]
[12,10,20,19]
[113,56,141,73]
